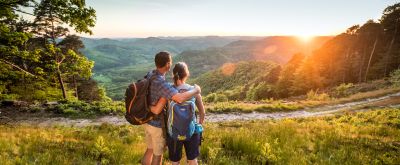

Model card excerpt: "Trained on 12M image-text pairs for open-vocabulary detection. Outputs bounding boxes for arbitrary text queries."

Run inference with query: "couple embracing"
[142,51,205,165]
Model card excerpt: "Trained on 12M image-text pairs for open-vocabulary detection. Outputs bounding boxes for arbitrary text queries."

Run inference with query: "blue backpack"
[167,85,198,141]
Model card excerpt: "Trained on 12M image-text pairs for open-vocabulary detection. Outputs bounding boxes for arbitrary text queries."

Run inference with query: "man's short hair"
[155,51,171,68]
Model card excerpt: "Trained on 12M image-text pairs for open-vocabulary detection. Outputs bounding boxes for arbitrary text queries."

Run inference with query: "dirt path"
[1,92,399,127]
[207,92,400,122]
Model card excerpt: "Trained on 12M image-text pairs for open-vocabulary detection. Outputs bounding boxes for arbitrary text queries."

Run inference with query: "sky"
[81,0,399,38]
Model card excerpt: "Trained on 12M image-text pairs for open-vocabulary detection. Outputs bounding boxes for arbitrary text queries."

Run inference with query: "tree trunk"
[343,46,352,83]
[365,37,378,82]
[0,59,36,77]
[73,75,78,99]
[384,19,399,75]
[358,46,366,83]
[57,67,67,99]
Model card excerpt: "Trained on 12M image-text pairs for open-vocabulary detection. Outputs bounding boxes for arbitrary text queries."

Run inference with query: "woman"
[167,62,205,165]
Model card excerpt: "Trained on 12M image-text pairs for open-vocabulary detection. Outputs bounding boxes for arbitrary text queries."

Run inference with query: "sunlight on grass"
[0,108,399,164]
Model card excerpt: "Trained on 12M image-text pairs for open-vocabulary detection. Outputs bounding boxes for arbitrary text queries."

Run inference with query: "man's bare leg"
[142,149,153,165]
[151,154,163,165]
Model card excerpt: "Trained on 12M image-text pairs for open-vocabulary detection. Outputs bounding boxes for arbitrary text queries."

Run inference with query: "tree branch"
[0,0,26,6]
[0,59,36,77]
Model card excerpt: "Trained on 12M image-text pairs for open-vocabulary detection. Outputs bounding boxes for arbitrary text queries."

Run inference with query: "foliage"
[306,90,330,101]
[0,0,98,101]
[33,0,96,37]
[207,101,302,113]
[246,82,276,101]
[333,83,354,97]
[291,57,325,95]
[203,93,229,103]
[77,79,110,102]
[32,0,96,99]
[191,61,278,95]
[276,53,305,97]
[389,69,400,87]
[49,100,125,118]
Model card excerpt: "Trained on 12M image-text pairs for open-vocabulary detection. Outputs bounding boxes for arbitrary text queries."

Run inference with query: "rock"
[44,101,59,106]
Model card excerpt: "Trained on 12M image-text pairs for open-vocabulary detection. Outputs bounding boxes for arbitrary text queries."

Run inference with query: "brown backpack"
[125,74,156,125]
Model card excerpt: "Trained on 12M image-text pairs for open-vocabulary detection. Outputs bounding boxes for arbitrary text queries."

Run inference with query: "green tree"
[291,56,324,95]
[380,3,400,76]
[58,34,91,98]
[246,82,276,101]
[361,21,384,81]
[0,0,50,100]
[77,78,108,102]
[262,66,281,84]
[276,53,304,97]
[33,0,96,99]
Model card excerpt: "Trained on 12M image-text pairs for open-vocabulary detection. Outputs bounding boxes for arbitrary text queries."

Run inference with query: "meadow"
[0,108,398,165]
[206,86,400,114]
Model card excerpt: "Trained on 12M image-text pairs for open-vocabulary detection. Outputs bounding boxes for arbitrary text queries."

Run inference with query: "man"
[143,51,201,165]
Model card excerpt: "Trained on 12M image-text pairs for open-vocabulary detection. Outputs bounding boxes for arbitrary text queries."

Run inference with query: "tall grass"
[205,87,400,114]
[207,101,302,113]
[0,108,399,164]
[200,108,400,164]
[0,124,145,164]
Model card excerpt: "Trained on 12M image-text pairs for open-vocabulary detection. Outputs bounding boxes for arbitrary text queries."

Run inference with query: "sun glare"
[297,35,315,43]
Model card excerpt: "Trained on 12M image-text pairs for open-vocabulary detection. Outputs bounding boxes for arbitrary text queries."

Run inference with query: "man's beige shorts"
[142,123,166,156]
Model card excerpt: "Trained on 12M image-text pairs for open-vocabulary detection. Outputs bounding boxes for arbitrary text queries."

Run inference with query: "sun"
[297,35,315,43]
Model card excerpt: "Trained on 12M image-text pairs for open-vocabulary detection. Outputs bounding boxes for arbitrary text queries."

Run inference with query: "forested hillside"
[276,5,400,97]
[190,61,279,101]
[175,36,331,77]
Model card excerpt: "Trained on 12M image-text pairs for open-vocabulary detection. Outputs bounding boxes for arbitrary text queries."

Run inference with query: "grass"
[298,87,400,107]
[202,108,400,164]
[205,87,400,114]
[31,100,125,118]
[0,108,399,164]
[206,101,302,113]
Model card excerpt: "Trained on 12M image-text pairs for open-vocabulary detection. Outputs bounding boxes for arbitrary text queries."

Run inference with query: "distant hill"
[81,36,238,71]
[189,61,279,101]
[175,36,332,77]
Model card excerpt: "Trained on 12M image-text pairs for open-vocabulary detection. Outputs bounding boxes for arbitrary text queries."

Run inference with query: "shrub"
[204,93,228,103]
[49,100,125,118]
[215,93,228,102]
[389,69,400,87]
[246,83,276,101]
[306,90,330,101]
[333,83,354,97]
